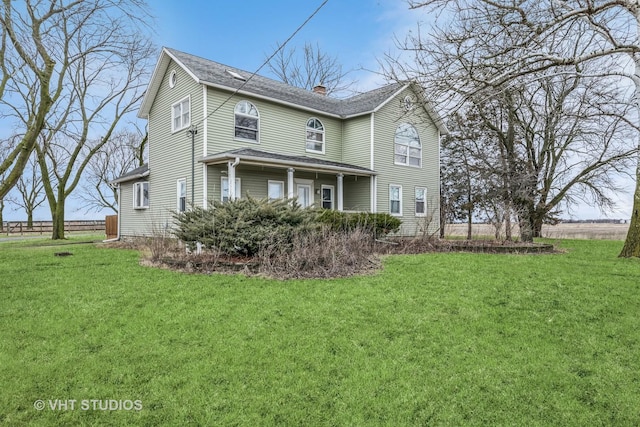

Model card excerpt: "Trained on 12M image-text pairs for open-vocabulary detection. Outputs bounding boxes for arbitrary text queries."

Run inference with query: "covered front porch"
[200,148,377,211]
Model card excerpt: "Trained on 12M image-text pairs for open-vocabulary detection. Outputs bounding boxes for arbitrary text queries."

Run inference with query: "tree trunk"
[620,161,640,257]
[619,47,640,258]
[505,204,512,241]
[532,213,544,239]
[51,198,65,240]
[27,211,33,229]
[466,208,472,240]
[0,199,4,232]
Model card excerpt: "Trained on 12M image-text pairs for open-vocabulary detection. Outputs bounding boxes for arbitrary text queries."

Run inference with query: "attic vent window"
[226,69,246,81]
[169,70,177,88]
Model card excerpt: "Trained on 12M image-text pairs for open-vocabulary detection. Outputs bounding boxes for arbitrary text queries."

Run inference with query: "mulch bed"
[376,238,557,255]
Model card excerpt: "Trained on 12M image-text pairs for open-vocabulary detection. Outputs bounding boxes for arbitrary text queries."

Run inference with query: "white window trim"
[221,177,242,202]
[415,186,427,217]
[321,184,334,210]
[177,178,187,212]
[268,180,285,200]
[133,182,149,210]
[394,123,422,168]
[305,117,325,154]
[389,184,402,217]
[234,100,260,143]
[171,95,191,133]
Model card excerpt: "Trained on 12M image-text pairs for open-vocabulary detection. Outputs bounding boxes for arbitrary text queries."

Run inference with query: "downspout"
[370,112,377,213]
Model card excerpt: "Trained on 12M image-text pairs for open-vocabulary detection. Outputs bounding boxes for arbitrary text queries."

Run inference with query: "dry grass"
[445,222,629,240]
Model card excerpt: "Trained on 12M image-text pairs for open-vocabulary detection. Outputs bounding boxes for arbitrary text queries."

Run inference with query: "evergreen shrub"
[172,196,316,256]
[316,210,401,238]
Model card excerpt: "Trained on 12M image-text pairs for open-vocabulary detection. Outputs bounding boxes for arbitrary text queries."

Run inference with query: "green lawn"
[1,237,639,426]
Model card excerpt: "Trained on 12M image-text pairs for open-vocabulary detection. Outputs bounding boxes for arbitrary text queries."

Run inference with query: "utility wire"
[191,0,329,131]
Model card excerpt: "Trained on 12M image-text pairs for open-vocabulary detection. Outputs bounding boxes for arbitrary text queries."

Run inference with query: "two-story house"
[112,47,447,238]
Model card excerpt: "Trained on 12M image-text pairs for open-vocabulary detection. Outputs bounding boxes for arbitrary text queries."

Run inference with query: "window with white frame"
[234,100,259,142]
[268,180,284,200]
[306,118,325,153]
[389,184,402,216]
[321,185,334,209]
[133,182,149,209]
[221,177,241,202]
[415,187,427,216]
[394,123,421,167]
[172,96,190,133]
[177,179,187,212]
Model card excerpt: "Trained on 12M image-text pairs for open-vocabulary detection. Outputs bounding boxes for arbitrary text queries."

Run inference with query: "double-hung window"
[394,123,421,167]
[234,100,259,142]
[389,184,402,216]
[306,118,325,153]
[177,179,187,212]
[268,180,284,200]
[172,96,190,133]
[415,187,427,216]
[221,177,241,202]
[133,182,149,209]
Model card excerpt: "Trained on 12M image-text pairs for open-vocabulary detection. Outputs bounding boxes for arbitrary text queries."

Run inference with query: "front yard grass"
[1,237,639,425]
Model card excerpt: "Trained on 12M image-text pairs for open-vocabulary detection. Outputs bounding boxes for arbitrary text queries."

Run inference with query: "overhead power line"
[192,0,330,130]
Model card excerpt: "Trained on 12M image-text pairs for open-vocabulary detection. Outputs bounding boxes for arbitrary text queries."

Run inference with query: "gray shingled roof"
[201,148,376,176]
[111,164,149,184]
[165,47,405,118]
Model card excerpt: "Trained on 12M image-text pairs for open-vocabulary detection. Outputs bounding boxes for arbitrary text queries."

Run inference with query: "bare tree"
[0,136,17,231]
[35,33,153,239]
[386,0,640,252]
[0,0,154,228]
[78,128,148,213]
[7,151,46,229]
[266,42,354,96]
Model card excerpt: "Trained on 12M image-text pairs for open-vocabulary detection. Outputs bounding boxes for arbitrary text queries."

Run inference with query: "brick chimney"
[312,84,327,96]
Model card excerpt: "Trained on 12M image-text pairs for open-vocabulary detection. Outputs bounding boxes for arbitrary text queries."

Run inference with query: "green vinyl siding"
[146,60,204,229]
[118,180,154,237]
[205,89,342,162]
[342,115,372,169]
[373,88,441,236]
[343,175,371,212]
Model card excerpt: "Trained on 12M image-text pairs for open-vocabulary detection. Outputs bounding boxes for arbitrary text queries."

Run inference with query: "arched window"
[234,101,259,142]
[394,123,421,167]
[306,118,325,153]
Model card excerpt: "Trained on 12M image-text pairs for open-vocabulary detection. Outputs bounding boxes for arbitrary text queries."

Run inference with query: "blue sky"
[150,0,418,92]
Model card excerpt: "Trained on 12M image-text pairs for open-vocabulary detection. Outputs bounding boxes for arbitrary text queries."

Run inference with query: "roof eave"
[200,80,343,118]
[110,170,150,185]
[200,153,377,176]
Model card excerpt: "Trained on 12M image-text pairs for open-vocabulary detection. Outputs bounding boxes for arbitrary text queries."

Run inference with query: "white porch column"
[337,173,344,211]
[228,157,240,200]
[287,168,295,200]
